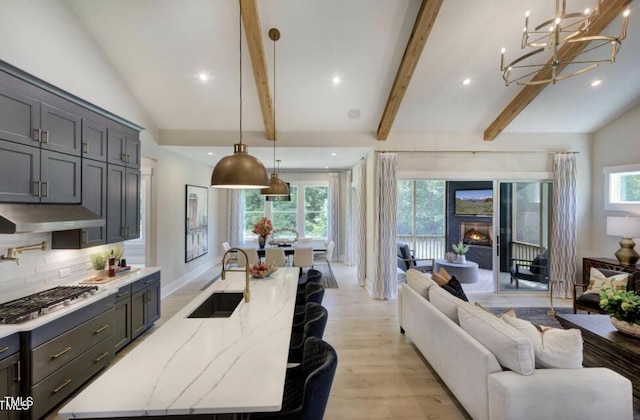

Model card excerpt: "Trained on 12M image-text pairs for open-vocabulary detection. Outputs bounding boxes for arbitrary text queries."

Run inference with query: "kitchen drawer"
[31,337,113,419]
[31,308,114,384]
[0,333,19,362]
[132,271,161,294]
[114,284,131,302]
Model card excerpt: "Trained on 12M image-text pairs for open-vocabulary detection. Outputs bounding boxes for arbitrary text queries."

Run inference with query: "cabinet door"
[0,140,40,203]
[40,150,81,204]
[125,168,141,240]
[0,353,21,420]
[113,297,132,353]
[106,164,126,243]
[82,118,107,162]
[82,159,107,247]
[40,102,82,156]
[131,288,147,340]
[0,84,40,147]
[125,129,141,169]
[107,126,126,166]
[146,280,161,326]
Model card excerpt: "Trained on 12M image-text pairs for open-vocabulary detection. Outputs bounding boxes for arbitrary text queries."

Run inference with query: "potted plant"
[252,217,273,249]
[90,251,108,276]
[599,288,640,337]
[452,242,469,264]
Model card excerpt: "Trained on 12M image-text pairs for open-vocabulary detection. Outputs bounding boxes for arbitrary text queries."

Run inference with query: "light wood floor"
[49,262,572,420]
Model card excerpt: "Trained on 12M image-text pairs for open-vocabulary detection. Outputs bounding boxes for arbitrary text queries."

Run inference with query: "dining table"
[239,240,327,258]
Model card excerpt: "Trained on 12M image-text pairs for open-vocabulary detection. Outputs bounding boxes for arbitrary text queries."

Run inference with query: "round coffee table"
[433,259,479,283]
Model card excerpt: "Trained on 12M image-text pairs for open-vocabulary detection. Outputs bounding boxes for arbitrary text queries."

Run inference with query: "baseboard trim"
[161,257,222,299]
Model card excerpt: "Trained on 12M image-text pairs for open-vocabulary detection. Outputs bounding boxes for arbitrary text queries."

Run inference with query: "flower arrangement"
[252,217,273,237]
[452,241,469,255]
[599,288,640,325]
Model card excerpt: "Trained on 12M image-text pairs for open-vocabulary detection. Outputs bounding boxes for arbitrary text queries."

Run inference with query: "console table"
[433,259,479,283]
[557,314,640,401]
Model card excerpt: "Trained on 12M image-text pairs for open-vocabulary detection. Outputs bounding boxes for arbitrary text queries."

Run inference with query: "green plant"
[452,241,469,255]
[90,252,108,270]
[599,288,640,325]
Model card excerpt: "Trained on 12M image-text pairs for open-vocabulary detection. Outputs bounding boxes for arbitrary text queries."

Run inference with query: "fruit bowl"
[249,263,277,278]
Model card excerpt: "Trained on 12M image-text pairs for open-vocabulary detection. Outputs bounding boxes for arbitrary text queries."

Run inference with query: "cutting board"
[80,267,141,284]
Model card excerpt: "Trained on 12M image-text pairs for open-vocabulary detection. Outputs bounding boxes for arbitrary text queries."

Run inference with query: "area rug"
[313,261,338,288]
[487,307,572,329]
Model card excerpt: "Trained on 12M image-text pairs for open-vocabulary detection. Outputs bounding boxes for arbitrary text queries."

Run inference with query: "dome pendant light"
[211,1,268,189]
[261,28,289,197]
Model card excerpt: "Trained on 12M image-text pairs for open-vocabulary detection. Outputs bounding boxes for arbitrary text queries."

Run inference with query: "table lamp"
[606,216,640,266]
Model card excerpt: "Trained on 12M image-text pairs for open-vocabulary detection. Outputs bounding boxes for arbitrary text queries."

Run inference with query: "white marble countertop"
[0,267,161,339]
[58,267,300,418]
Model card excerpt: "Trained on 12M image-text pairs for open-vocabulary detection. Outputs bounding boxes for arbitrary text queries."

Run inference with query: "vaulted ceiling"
[66,0,640,168]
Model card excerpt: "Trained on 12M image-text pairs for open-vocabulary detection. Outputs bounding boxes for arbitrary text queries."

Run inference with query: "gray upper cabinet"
[107,165,140,243]
[107,126,140,169]
[40,150,81,203]
[40,100,82,156]
[82,117,107,162]
[0,140,40,203]
[0,84,40,147]
[125,168,141,239]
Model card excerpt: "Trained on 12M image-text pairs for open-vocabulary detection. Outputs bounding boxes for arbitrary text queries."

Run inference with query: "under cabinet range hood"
[0,204,105,234]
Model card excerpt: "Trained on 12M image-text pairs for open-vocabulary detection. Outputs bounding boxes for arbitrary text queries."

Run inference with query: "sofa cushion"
[500,312,583,369]
[458,304,535,376]
[585,267,628,294]
[406,269,437,298]
[429,285,466,324]
[441,276,469,302]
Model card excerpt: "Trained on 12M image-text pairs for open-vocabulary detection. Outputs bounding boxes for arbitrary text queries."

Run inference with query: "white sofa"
[398,269,633,420]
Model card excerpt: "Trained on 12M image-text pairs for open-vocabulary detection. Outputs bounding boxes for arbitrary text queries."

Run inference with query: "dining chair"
[314,240,335,280]
[288,302,328,364]
[252,337,337,420]
[294,283,325,325]
[293,247,313,274]
[298,268,322,289]
[265,248,287,267]
[237,248,260,267]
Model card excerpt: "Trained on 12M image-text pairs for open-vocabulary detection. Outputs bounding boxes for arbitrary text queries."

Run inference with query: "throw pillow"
[585,268,628,294]
[441,276,469,302]
[431,271,449,286]
[500,311,583,369]
[438,267,452,281]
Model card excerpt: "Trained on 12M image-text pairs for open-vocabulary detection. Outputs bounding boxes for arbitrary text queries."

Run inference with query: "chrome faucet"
[221,248,250,303]
[1,241,47,265]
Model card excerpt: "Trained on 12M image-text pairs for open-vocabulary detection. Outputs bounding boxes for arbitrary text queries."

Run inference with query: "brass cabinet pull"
[42,181,49,197]
[52,379,71,394]
[15,360,21,382]
[120,226,126,237]
[0,346,9,353]
[43,130,50,143]
[33,128,42,142]
[51,346,72,359]
[117,291,129,298]
[126,154,131,164]
[83,230,89,245]
[94,352,109,363]
[33,181,42,197]
[82,142,88,154]
[121,153,127,163]
[94,324,109,334]
[145,279,154,285]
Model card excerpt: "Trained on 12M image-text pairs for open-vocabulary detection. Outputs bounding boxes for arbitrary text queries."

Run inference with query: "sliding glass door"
[497,181,552,293]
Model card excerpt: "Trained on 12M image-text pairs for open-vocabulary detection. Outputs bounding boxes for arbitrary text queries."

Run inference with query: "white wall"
[592,102,640,258]
[0,0,223,297]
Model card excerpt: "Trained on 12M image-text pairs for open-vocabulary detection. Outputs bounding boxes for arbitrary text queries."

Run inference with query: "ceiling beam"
[376,0,444,141]
[240,0,275,140]
[484,0,632,141]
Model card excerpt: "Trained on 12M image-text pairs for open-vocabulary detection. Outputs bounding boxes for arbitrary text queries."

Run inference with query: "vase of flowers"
[452,241,469,264]
[253,217,273,249]
[599,288,640,338]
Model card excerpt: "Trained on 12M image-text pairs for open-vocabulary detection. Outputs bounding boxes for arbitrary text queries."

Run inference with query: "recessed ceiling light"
[331,153,337,156]
[462,78,471,86]
[199,73,209,81]
[207,152,214,155]
[591,79,602,87]
[332,76,341,85]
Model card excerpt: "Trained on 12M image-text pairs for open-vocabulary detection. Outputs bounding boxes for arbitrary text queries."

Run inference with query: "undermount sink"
[188,291,244,319]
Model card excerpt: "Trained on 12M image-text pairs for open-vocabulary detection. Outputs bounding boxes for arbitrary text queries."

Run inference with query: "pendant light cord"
[272,32,277,173]
[239,2,243,145]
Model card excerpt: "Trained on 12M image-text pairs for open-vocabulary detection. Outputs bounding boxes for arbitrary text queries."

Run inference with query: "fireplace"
[460,222,492,247]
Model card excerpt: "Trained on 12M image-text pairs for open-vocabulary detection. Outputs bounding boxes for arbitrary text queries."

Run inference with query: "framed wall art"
[185,184,209,262]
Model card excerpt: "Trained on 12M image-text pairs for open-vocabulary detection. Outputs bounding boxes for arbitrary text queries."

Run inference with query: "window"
[304,186,328,238]
[272,186,298,231]
[397,180,445,258]
[243,190,266,238]
[604,164,640,211]
[512,183,541,246]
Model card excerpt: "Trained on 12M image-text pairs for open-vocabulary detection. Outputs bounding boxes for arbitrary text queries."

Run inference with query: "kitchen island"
[58,267,300,418]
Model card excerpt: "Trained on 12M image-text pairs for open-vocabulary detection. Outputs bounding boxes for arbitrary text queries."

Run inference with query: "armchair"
[397,242,433,273]
[509,248,549,289]
[573,267,638,314]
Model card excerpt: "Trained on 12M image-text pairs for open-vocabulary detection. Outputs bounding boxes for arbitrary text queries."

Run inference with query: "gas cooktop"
[0,285,99,324]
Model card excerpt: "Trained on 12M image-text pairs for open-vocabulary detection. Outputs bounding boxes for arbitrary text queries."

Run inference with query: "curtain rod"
[374,150,579,155]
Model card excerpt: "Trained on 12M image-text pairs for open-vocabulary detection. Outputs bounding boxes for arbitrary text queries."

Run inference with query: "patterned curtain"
[328,172,340,261]
[344,170,355,266]
[550,153,577,298]
[355,161,366,287]
[372,153,398,299]
[227,189,243,247]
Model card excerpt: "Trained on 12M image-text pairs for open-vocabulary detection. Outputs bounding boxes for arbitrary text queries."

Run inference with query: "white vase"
[456,254,466,264]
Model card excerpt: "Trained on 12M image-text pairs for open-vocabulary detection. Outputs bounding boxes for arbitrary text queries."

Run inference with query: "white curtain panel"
[344,170,355,266]
[373,153,398,299]
[329,172,340,261]
[356,161,367,287]
[551,153,577,298]
[227,189,243,247]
